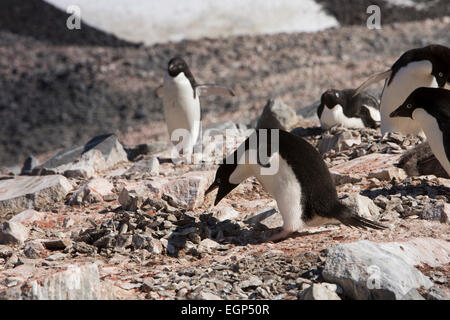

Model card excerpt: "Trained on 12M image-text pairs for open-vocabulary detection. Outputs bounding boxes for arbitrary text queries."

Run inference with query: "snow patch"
[45,0,339,44]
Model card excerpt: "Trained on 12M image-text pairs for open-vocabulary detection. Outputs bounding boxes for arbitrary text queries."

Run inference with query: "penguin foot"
[265,228,295,243]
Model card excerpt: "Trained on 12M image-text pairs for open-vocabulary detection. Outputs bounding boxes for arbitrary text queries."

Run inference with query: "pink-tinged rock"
[377,238,450,268]
[70,178,115,205]
[0,221,29,244]
[148,171,214,210]
[330,153,406,181]
[118,188,146,211]
[9,209,45,225]
[0,263,103,300]
[0,175,73,214]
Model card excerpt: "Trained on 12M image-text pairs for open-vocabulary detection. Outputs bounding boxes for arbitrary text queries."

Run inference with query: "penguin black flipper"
[317,103,325,119]
[195,84,235,97]
[358,106,378,129]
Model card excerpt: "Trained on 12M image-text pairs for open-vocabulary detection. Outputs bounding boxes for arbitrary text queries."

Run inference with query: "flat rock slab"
[375,238,450,268]
[330,153,405,181]
[0,263,103,300]
[323,240,434,300]
[0,175,72,214]
[148,171,214,210]
[9,209,45,225]
[34,134,128,178]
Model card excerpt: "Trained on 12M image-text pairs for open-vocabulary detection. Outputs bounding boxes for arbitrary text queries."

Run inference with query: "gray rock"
[424,286,450,300]
[118,188,145,211]
[34,134,128,178]
[296,101,320,121]
[399,289,425,300]
[0,221,29,244]
[300,283,341,300]
[203,121,239,136]
[421,201,449,224]
[124,141,170,161]
[323,240,433,300]
[125,157,159,176]
[0,175,72,214]
[9,209,44,225]
[20,156,39,175]
[147,238,163,254]
[240,276,263,289]
[0,263,103,300]
[318,130,361,154]
[148,171,214,210]
[24,241,46,259]
[341,194,381,219]
[212,206,239,222]
[69,178,114,205]
[195,290,222,300]
[398,142,449,179]
[256,99,299,131]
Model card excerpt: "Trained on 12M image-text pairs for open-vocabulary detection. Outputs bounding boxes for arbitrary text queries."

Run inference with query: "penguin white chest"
[252,155,304,232]
[380,60,436,135]
[161,73,201,148]
[413,109,450,176]
[320,104,365,129]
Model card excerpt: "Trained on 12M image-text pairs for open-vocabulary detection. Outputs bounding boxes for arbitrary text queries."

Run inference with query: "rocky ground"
[0,100,449,300]
[0,1,449,301]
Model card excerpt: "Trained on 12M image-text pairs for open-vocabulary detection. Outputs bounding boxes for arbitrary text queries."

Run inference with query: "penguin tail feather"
[334,202,388,230]
[353,69,392,97]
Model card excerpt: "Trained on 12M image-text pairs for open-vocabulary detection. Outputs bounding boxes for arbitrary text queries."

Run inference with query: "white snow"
[45,0,339,45]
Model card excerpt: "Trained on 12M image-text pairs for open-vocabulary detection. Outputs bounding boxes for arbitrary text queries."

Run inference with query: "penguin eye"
[438,72,444,77]
[335,92,339,98]
[407,104,412,109]
[216,178,221,184]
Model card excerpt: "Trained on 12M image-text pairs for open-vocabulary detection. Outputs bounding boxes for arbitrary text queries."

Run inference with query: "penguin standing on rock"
[205,129,387,242]
[354,44,450,135]
[317,88,380,130]
[390,87,450,176]
[156,57,235,155]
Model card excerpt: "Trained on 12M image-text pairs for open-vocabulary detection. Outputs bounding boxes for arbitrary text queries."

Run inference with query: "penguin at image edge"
[205,129,387,242]
[354,44,450,135]
[390,87,450,177]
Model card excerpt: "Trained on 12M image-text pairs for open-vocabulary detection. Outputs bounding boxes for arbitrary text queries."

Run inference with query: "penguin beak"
[205,180,237,206]
[389,109,400,118]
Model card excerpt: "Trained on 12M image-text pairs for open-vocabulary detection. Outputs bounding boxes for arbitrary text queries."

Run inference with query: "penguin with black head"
[205,129,387,242]
[390,87,450,176]
[317,88,380,129]
[156,56,235,156]
[354,44,450,135]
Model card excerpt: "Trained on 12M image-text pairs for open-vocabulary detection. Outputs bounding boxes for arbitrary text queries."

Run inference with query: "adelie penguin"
[317,88,380,130]
[390,87,450,176]
[354,44,450,135]
[156,56,235,155]
[205,129,387,242]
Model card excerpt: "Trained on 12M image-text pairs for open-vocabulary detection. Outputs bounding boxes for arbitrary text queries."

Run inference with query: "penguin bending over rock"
[390,87,450,176]
[317,88,380,130]
[205,129,387,242]
[354,44,450,135]
[156,56,235,155]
